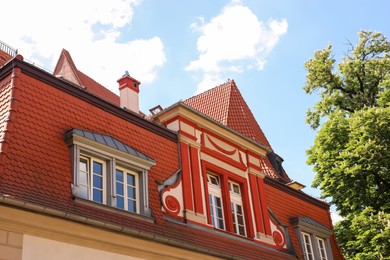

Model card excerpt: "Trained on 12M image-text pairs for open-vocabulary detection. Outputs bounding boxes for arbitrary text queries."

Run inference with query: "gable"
[53,49,120,105]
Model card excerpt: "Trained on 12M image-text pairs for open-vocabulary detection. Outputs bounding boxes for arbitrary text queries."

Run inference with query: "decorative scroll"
[271,224,286,249]
[159,170,184,218]
[268,208,288,249]
[163,195,180,216]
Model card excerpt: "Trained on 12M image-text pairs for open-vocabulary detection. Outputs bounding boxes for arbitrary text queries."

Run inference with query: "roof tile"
[183,80,272,149]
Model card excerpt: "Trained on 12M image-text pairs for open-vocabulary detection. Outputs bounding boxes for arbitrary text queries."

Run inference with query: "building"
[0,40,344,259]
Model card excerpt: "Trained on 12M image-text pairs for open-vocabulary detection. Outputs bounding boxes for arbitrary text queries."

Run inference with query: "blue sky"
[2,0,389,222]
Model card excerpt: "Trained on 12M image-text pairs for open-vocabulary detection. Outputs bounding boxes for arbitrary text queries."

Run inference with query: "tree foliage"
[304,30,390,258]
[304,30,390,129]
[335,208,390,259]
[308,107,390,216]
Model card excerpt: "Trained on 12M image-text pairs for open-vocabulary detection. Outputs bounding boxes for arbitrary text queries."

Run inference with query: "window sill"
[74,197,154,224]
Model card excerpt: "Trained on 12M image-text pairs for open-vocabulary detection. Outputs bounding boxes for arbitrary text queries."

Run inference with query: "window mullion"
[110,158,116,207]
[73,145,80,186]
[142,170,148,215]
[221,175,233,233]
[310,233,320,260]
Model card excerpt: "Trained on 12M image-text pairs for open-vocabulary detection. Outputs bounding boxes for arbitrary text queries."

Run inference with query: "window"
[206,172,249,237]
[302,232,314,260]
[229,181,246,236]
[79,155,107,204]
[207,174,225,230]
[65,129,155,216]
[115,167,139,213]
[290,217,333,260]
[317,237,328,260]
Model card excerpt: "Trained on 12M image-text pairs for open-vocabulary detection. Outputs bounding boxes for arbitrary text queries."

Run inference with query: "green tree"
[304,30,390,129]
[335,208,390,259]
[303,30,390,258]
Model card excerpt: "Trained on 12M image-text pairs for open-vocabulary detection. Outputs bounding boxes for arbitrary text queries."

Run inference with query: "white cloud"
[186,1,287,93]
[331,211,344,225]
[0,0,165,93]
[196,74,224,94]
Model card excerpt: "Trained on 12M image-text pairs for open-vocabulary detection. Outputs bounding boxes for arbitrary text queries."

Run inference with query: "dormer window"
[65,129,155,217]
[290,216,333,260]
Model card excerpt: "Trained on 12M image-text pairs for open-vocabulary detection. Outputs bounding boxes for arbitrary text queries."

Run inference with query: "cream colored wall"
[0,205,222,260]
[0,229,23,260]
[22,235,142,260]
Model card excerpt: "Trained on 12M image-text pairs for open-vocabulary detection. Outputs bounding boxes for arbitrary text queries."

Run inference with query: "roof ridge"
[76,69,119,97]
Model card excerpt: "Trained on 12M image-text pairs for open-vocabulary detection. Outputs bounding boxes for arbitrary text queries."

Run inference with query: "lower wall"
[23,235,141,260]
[0,205,221,260]
[0,230,23,260]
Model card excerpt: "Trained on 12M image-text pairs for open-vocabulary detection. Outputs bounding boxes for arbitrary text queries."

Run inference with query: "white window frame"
[79,155,107,204]
[115,166,140,214]
[207,174,225,230]
[301,232,314,260]
[229,181,246,236]
[317,237,329,260]
[291,218,334,260]
[66,131,155,217]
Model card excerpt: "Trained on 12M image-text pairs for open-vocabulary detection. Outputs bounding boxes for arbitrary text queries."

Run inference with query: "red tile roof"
[183,80,272,150]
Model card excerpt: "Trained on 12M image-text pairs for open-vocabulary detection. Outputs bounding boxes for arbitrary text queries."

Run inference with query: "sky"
[2,0,389,223]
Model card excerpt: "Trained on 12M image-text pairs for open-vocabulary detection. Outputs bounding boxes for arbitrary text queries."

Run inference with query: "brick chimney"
[117,71,141,113]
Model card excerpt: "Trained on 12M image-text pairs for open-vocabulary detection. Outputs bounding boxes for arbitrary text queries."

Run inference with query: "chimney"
[117,71,141,113]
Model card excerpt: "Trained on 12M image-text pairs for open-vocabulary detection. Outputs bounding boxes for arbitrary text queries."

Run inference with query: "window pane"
[93,175,103,189]
[236,205,243,214]
[217,208,223,218]
[208,175,219,185]
[93,161,103,175]
[93,189,103,203]
[218,218,224,229]
[215,197,222,207]
[79,171,88,185]
[127,174,135,186]
[209,195,214,216]
[238,226,246,236]
[116,182,124,195]
[233,184,240,194]
[128,199,136,212]
[116,196,124,209]
[79,185,88,199]
[237,215,244,225]
[79,159,88,172]
[127,186,136,199]
[116,169,123,182]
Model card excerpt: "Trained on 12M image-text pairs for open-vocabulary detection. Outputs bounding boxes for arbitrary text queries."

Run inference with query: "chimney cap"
[117,71,141,85]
